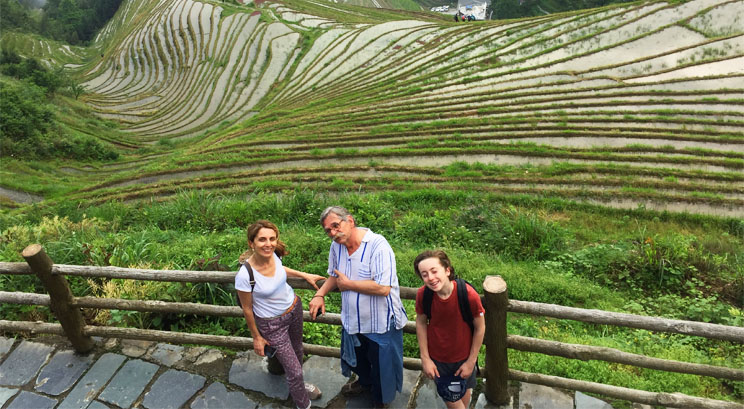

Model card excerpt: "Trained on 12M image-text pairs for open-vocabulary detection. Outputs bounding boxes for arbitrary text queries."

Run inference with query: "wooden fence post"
[22,244,94,353]
[483,275,509,404]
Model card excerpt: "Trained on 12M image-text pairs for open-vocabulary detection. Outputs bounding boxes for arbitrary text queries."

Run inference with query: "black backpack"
[235,261,256,308]
[422,278,475,333]
[423,278,480,374]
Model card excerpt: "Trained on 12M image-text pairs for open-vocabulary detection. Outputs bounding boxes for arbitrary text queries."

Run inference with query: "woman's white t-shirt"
[235,253,295,318]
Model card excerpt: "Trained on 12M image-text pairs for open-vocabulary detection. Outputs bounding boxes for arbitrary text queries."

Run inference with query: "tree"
[68,81,86,99]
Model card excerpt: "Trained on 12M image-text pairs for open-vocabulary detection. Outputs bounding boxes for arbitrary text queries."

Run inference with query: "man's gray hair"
[320,206,352,225]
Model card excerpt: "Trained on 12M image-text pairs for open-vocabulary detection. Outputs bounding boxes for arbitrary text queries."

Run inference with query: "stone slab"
[88,401,111,409]
[98,358,158,408]
[519,382,573,409]
[183,347,208,363]
[0,337,14,358]
[6,390,57,409]
[35,349,94,395]
[473,379,514,409]
[151,343,184,367]
[0,340,54,386]
[120,339,155,358]
[576,391,614,409]
[195,348,223,366]
[191,382,257,409]
[58,353,127,409]
[229,351,289,400]
[414,374,447,409]
[142,369,205,409]
[257,402,292,409]
[0,387,19,407]
[302,355,349,408]
[474,390,513,409]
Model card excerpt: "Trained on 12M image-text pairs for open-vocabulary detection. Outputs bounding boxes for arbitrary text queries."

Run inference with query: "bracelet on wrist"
[312,295,324,299]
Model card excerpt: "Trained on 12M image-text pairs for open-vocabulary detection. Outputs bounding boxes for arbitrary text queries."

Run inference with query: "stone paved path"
[0,335,644,409]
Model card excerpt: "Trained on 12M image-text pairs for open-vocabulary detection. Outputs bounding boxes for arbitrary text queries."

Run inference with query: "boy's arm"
[416,314,439,379]
[455,314,485,379]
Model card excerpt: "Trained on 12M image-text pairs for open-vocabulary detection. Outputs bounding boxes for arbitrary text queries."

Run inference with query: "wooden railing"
[1,244,742,409]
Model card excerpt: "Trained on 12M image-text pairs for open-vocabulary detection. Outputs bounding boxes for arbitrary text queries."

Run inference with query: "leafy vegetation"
[2,0,124,45]
[1,190,742,401]
[0,50,120,160]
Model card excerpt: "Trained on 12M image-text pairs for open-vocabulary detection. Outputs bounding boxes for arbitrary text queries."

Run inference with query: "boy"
[414,250,486,409]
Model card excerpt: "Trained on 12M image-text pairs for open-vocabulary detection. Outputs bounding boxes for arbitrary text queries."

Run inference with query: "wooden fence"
[0,244,742,409]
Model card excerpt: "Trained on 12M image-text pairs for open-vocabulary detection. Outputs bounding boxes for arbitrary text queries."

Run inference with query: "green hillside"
[1,0,742,404]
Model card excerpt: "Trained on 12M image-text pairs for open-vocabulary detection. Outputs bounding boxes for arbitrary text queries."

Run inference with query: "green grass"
[1,189,742,401]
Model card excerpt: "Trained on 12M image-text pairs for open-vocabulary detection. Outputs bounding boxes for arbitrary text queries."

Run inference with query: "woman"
[236,220,325,409]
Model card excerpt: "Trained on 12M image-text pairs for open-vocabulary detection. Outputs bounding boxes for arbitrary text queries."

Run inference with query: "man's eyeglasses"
[324,220,345,235]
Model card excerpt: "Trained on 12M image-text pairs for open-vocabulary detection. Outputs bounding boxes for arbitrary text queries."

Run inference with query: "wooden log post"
[483,275,509,404]
[22,244,94,353]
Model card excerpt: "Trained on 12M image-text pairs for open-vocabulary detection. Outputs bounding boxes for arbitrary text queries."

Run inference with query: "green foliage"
[2,190,742,402]
[0,0,39,32]
[0,51,119,160]
[40,0,123,45]
[0,81,55,156]
[1,50,63,93]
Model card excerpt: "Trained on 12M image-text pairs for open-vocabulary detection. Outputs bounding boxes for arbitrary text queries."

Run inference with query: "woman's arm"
[284,266,324,290]
[237,290,269,356]
[416,314,439,379]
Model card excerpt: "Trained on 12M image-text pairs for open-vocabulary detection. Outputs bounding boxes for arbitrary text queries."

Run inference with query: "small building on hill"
[457,0,489,19]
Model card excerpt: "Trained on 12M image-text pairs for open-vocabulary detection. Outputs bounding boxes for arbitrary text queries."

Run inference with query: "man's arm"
[309,275,338,319]
[335,269,391,296]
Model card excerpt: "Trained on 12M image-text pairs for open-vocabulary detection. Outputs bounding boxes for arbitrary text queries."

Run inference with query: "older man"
[309,206,408,408]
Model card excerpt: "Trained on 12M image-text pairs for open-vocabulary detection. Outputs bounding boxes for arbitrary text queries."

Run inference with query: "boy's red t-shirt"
[415,280,485,363]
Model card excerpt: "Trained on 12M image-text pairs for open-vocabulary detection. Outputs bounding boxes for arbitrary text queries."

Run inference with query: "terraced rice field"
[3,0,743,217]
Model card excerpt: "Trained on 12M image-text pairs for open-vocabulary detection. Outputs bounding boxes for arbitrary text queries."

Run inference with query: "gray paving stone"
[151,343,184,367]
[6,390,57,409]
[195,349,223,366]
[518,382,573,409]
[87,401,111,409]
[0,387,19,407]
[191,382,258,409]
[473,379,514,409]
[344,367,418,408]
[142,369,205,409]
[0,340,54,386]
[58,353,127,409]
[120,339,155,358]
[474,391,513,409]
[257,402,292,409]
[183,347,208,363]
[98,359,158,408]
[414,374,448,409]
[0,337,14,358]
[576,391,614,409]
[302,355,349,408]
[35,349,94,395]
[229,351,289,400]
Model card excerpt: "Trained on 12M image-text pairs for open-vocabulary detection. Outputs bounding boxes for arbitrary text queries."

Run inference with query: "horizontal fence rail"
[1,243,743,409]
[508,299,744,343]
